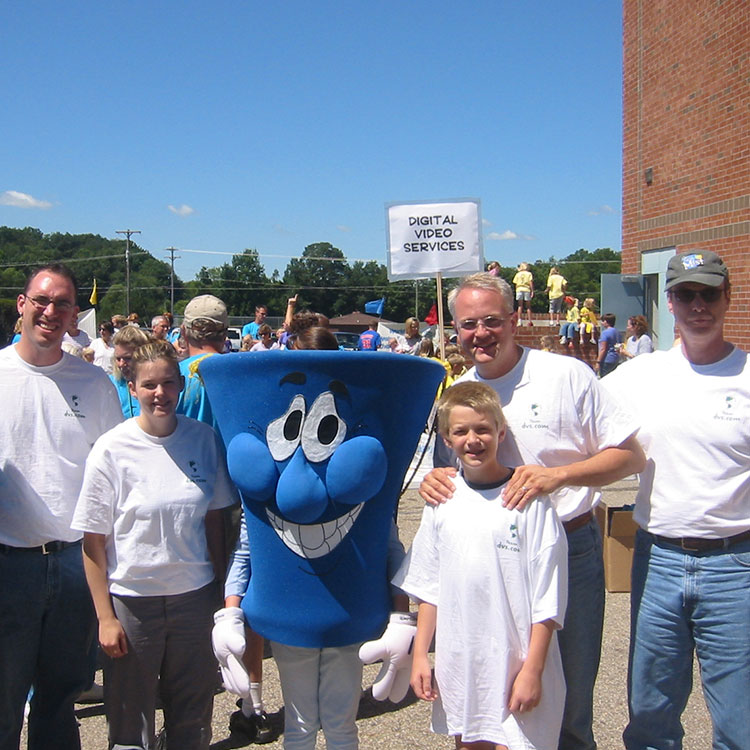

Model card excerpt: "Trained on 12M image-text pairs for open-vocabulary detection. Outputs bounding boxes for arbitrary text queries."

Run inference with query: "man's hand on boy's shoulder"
[501,464,565,510]
[419,466,457,506]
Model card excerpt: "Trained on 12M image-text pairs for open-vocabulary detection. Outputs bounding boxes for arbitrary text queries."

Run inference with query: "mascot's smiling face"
[226,370,387,559]
[200,351,445,648]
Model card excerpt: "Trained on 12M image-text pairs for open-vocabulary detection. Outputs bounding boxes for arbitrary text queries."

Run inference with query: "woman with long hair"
[621,315,653,359]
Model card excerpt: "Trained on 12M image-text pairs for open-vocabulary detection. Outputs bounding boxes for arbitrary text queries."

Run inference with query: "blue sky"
[2,1,622,281]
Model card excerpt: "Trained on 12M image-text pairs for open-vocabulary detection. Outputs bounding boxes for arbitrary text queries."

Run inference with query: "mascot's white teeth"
[266,503,364,559]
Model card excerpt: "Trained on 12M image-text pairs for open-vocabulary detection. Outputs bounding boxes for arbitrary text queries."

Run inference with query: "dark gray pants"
[105,582,218,750]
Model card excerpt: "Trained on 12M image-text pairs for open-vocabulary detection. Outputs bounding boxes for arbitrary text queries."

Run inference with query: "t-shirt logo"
[497,527,520,553]
[713,394,740,423]
[64,394,85,419]
[187,459,206,484]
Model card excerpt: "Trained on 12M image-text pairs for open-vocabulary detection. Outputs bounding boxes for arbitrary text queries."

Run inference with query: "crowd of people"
[1,249,746,750]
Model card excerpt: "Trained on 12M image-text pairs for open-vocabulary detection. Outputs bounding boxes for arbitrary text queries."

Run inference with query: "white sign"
[386,199,483,281]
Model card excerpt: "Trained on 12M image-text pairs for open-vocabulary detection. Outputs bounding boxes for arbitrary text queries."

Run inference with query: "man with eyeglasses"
[420,272,645,750]
[0,264,122,750]
[603,250,749,749]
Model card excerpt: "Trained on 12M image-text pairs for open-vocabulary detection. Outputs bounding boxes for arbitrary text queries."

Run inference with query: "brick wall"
[622,0,750,347]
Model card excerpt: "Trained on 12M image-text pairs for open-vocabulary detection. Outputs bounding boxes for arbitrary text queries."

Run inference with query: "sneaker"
[229,709,275,744]
[560,336,566,345]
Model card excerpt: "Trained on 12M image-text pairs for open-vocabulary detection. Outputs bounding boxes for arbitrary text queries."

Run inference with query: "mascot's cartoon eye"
[301,391,347,463]
[267,394,306,462]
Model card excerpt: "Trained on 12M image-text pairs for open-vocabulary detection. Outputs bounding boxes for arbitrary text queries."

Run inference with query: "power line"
[0,251,150,269]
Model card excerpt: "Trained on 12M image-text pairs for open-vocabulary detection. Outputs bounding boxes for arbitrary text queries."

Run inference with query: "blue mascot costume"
[202,351,444,747]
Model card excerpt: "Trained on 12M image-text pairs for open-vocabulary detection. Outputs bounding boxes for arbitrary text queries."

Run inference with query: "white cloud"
[486,229,535,241]
[482,218,492,227]
[587,204,617,216]
[336,224,351,233]
[0,190,52,209]
[168,204,195,217]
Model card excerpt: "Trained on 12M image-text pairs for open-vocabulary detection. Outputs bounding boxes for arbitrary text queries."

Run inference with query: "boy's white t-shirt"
[394,475,568,749]
[73,415,238,597]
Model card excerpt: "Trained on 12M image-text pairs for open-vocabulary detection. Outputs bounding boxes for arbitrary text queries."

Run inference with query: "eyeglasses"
[669,287,724,304]
[24,294,74,312]
[457,316,507,331]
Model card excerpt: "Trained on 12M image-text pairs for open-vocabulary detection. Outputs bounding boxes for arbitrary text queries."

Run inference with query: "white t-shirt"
[0,346,122,546]
[90,336,115,374]
[63,330,92,350]
[435,348,638,521]
[72,416,238,597]
[603,345,750,537]
[249,341,281,352]
[394,475,567,748]
[624,334,653,357]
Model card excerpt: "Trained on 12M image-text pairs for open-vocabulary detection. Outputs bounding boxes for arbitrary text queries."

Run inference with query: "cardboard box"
[595,504,639,593]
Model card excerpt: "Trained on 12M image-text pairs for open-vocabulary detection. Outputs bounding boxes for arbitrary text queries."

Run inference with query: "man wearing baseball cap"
[604,249,750,748]
[176,294,229,428]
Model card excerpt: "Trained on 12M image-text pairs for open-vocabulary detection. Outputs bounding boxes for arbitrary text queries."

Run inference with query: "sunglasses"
[669,287,724,304]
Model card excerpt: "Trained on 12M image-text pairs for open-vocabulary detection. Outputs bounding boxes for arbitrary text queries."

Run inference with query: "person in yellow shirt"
[579,297,598,345]
[545,266,567,326]
[512,262,534,327]
[559,296,580,345]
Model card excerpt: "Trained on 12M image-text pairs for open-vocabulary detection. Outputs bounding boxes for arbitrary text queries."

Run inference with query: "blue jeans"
[557,518,605,750]
[559,322,579,340]
[0,542,95,750]
[624,531,750,750]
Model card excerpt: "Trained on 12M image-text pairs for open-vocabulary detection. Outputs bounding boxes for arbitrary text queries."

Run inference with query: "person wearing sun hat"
[604,249,750,749]
[176,294,229,428]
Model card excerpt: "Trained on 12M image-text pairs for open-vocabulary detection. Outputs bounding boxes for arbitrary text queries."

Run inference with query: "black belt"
[0,539,81,555]
[562,510,593,535]
[652,529,750,552]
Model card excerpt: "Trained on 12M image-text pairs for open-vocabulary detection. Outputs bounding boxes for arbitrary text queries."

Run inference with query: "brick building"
[622,0,749,349]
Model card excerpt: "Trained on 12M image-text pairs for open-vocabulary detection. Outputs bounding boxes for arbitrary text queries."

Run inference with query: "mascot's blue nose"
[275,446,329,523]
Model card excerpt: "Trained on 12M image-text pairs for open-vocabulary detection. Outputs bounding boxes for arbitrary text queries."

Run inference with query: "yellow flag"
[89,278,98,306]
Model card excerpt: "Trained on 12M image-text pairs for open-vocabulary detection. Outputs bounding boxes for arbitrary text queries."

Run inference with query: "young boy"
[394,382,568,750]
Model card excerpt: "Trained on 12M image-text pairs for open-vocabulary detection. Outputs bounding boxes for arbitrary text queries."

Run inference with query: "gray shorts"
[549,297,564,314]
[516,291,531,302]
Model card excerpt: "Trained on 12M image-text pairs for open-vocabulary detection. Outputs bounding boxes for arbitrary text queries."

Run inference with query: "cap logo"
[681,253,704,270]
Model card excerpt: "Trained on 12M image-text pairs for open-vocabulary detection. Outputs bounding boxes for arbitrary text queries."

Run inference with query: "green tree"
[282,243,349,315]
[0,227,182,321]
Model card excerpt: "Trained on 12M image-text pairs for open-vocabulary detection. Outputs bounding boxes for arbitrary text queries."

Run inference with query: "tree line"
[0,226,620,341]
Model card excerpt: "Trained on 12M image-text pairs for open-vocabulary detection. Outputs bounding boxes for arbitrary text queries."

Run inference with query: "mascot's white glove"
[212,607,251,698]
[359,611,418,702]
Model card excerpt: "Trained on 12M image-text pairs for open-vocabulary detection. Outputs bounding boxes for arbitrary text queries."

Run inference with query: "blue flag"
[365,297,385,316]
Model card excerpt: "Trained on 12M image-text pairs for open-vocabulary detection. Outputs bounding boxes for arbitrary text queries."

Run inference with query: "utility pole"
[116,229,141,314]
[165,247,180,315]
